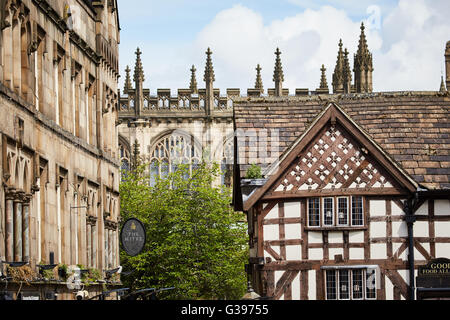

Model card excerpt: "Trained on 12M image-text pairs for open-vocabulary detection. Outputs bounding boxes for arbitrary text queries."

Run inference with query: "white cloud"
[193,4,379,93]
[375,0,450,91]
[119,0,450,93]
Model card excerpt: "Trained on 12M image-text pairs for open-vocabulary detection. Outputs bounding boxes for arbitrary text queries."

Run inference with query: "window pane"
[221,161,227,186]
[323,197,334,226]
[326,270,337,300]
[120,159,129,182]
[308,198,320,227]
[339,270,350,300]
[121,159,129,172]
[366,268,377,299]
[161,160,169,179]
[352,196,364,226]
[352,270,364,299]
[338,197,348,225]
[149,160,159,187]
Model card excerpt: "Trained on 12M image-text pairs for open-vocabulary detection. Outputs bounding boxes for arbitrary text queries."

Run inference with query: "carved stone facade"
[0,0,120,300]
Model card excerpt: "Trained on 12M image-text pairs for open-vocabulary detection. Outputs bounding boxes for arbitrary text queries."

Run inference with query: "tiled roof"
[234,92,450,190]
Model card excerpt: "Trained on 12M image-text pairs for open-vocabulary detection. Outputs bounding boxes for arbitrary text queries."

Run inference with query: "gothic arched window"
[221,137,234,187]
[149,132,202,186]
[119,136,131,180]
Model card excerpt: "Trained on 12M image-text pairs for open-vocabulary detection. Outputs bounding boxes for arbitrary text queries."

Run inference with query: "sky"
[116,0,450,94]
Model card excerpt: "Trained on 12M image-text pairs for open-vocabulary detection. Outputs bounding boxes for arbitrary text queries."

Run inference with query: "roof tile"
[234,92,450,190]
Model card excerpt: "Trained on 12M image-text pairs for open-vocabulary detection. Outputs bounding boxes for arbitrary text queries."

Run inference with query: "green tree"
[119,162,249,300]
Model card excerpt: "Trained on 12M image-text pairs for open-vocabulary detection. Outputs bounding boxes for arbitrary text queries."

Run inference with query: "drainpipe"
[404,196,417,300]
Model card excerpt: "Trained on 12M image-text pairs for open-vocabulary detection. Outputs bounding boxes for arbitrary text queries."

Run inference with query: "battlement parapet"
[118,87,337,118]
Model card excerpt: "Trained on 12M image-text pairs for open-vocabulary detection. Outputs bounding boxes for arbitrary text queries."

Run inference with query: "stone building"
[118,48,236,186]
[116,26,378,186]
[0,0,121,300]
[233,28,450,300]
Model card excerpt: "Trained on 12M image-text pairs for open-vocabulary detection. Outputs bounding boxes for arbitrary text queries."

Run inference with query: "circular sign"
[120,218,146,256]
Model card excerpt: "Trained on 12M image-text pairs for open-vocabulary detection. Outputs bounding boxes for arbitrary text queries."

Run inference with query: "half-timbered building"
[234,40,450,300]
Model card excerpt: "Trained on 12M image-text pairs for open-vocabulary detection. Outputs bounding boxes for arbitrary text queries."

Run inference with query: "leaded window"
[339,270,350,300]
[307,196,364,228]
[149,133,202,187]
[308,198,320,227]
[352,269,364,300]
[352,196,364,226]
[325,268,377,300]
[323,197,334,226]
[337,197,349,225]
[326,270,337,300]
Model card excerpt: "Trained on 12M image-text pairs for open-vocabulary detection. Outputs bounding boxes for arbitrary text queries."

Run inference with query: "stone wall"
[0,0,121,299]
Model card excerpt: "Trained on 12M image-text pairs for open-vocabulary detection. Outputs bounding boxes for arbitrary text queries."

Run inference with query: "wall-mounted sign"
[417,258,450,288]
[418,258,450,276]
[120,218,146,257]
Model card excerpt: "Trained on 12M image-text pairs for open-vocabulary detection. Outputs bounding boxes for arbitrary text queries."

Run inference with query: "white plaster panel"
[398,269,410,287]
[291,272,300,301]
[286,245,302,261]
[263,224,279,241]
[414,221,429,238]
[309,248,323,260]
[370,221,386,238]
[284,224,301,240]
[391,200,405,216]
[308,270,316,300]
[415,201,428,216]
[284,202,301,218]
[370,243,386,259]
[329,248,344,259]
[308,231,323,244]
[265,204,279,220]
[392,221,408,238]
[414,243,430,261]
[435,221,450,238]
[349,248,365,260]
[349,231,364,243]
[370,200,386,217]
[385,276,394,300]
[435,243,450,259]
[328,232,343,244]
[435,200,450,216]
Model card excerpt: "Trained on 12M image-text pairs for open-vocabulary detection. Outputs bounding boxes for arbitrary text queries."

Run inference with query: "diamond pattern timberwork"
[272,124,395,193]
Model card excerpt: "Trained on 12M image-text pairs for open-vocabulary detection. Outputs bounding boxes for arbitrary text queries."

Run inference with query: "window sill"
[304,226,367,232]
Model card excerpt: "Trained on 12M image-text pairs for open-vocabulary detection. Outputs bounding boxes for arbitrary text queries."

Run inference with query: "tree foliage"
[119,162,249,300]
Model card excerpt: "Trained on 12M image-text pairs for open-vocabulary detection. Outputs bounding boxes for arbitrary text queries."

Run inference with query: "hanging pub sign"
[416,258,450,288]
[121,218,146,256]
